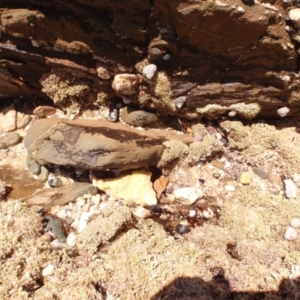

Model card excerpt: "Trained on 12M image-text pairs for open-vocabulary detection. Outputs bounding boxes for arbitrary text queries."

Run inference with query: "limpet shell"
[174,96,186,108]
[142,64,157,80]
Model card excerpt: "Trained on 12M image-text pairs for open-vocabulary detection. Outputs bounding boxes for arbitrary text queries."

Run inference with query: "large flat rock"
[24,118,193,171]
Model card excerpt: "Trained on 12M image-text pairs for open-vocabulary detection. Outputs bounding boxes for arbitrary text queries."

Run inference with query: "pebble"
[277,107,289,118]
[174,96,187,109]
[38,166,50,182]
[76,197,86,207]
[142,64,157,80]
[0,132,21,149]
[253,167,268,179]
[66,232,77,247]
[16,113,31,129]
[268,173,281,186]
[202,208,214,219]
[228,110,236,117]
[51,240,67,250]
[44,215,66,242]
[290,218,300,229]
[284,227,298,240]
[107,108,119,122]
[225,185,235,192]
[188,209,197,218]
[120,107,158,127]
[26,157,41,175]
[91,194,101,205]
[49,177,62,188]
[133,206,151,219]
[176,221,190,234]
[42,264,55,276]
[112,74,140,96]
[163,54,171,60]
[284,179,297,199]
[292,173,300,184]
[239,172,251,185]
[174,187,203,205]
[0,106,16,132]
[289,9,300,28]
[148,47,163,61]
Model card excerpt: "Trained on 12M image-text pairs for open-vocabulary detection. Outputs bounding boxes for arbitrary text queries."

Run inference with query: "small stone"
[66,217,74,225]
[112,74,140,96]
[120,107,158,127]
[268,173,281,186]
[174,96,186,109]
[289,9,300,28]
[284,227,297,240]
[176,221,190,235]
[292,173,300,184]
[174,187,203,205]
[26,157,41,175]
[225,185,235,192]
[0,106,16,132]
[33,106,56,118]
[188,209,197,218]
[153,175,168,198]
[37,166,49,182]
[239,172,251,185]
[51,240,67,250]
[66,232,77,247]
[290,218,300,229]
[277,107,289,118]
[253,167,268,179]
[202,208,214,219]
[76,197,86,207]
[148,47,162,61]
[163,54,171,60]
[228,110,236,117]
[122,96,132,104]
[142,64,157,80]
[0,132,21,149]
[16,113,31,129]
[284,179,297,199]
[42,264,55,276]
[133,207,151,219]
[48,177,62,188]
[107,108,118,122]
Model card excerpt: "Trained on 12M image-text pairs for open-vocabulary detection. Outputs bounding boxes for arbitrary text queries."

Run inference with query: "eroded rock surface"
[0,1,299,118]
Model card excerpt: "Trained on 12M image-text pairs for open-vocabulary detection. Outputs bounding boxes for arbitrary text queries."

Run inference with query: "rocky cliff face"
[0,0,300,119]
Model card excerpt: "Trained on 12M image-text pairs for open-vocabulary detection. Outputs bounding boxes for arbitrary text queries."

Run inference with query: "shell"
[277,106,289,117]
[142,64,157,80]
[107,108,119,122]
[174,96,186,108]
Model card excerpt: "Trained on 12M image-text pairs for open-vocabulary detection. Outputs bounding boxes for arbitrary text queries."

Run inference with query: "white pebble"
[174,96,186,109]
[133,207,151,219]
[202,208,214,219]
[225,185,235,192]
[142,64,157,80]
[284,179,297,199]
[91,194,101,205]
[76,197,86,207]
[292,173,300,183]
[174,187,203,205]
[290,218,300,229]
[188,210,197,218]
[42,264,55,276]
[66,232,77,247]
[277,107,289,117]
[56,209,68,219]
[284,227,298,240]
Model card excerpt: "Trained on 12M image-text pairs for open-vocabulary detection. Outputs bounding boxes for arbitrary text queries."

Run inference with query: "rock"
[120,107,158,127]
[284,227,297,241]
[148,47,163,61]
[202,208,214,219]
[0,105,16,132]
[239,172,251,185]
[289,9,300,28]
[48,177,62,188]
[253,167,268,179]
[93,170,157,206]
[284,179,297,199]
[42,264,55,277]
[277,107,289,118]
[25,182,97,210]
[26,157,41,175]
[38,166,49,182]
[33,106,57,118]
[176,221,190,235]
[66,232,77,247]
[292,173,300,186]
[174,187,203,205]
[0,132,21,149]
[44,215,66,243]
[290,218,300,229]
[24,119,192,171]
[16,112,31,129]
[174,96,186,109]
[133,206,151,219]
[142,64,157,80]
[268,173,282,186]
[225,185,235,192]
[112,74,140,96]
[107,107,119,122]
[0,180,12,200]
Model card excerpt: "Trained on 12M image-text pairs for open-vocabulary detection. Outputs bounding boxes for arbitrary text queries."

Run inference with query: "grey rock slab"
[25,182,97,211]
[24,118,193,171]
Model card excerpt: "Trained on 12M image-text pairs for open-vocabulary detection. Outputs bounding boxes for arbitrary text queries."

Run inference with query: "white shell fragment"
[284,179,297,199]
[142,64,157,80]
[277,107,290,117]
[174,96,187,109]
[290,218,300,229]
[284,226,298,240]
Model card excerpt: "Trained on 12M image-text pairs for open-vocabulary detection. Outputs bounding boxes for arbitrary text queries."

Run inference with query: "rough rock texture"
[0,1,300,119]
[24,118,193,171]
